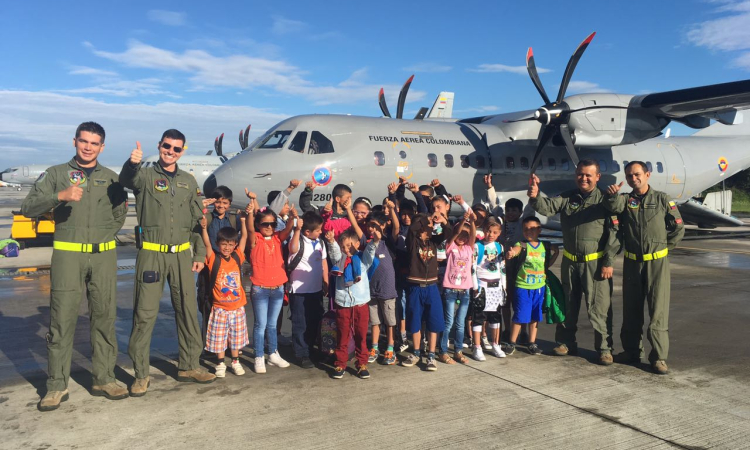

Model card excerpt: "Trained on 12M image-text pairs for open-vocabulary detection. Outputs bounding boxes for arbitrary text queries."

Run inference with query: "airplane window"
[520,157,529,170]
[537,159,543,170]
[548,158,556,171]
[623,160,629,168]
[599,160,608,172]
[309,131,334,154]
[612,161,621,173]
[288,132,307,153]
[374,151,385,166]
[399,151,407,159]
[506,157,515,169]
[428,153,437,167]
[476,155,485,169]
[444,154,454,168]
[657,162,664,173]
[562,158,570,171]
[259,130,292,149]
[460,155,469,168]
[646,161,653,172]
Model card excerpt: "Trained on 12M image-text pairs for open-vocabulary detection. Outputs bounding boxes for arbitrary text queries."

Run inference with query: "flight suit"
[604,188,684,362]
[119,161,206,379]
[21,159,127,392]
[530,188,620,355]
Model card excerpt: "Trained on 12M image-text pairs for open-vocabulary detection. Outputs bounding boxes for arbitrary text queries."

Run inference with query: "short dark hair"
[301,211,323,232]
[216,226,239,243]
[472,203,488,215]
[212,185,233,202]
[332,184,351,199]
[368,211,389,227]
[577,159,600,174]
[338,228,359,244]
[160,129,186,145]
[505,198,524,211]
[254,208,278,228]
[625,160,649,173]
[267,190,281,205]
[419,185,434,197]
[522,216,541,226]
[75,122,105,143]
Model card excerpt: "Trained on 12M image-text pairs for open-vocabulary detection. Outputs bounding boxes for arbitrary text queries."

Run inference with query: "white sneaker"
[473,346,486,361]
[267,351,290,368]
[215,362,226,378]
[231,360,245,376]
[492,344,507,358]
[254,357,266,374]
[481,336,492,351]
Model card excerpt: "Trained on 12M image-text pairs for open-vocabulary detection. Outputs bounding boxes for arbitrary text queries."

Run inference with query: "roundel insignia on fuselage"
[312,166,332,187]
[718,157,728,173]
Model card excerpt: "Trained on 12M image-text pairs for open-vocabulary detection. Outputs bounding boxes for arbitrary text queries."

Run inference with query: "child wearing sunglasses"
[246,197,297,374]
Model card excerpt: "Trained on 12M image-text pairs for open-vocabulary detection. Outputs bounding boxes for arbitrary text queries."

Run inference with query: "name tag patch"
[93,179,108,186]
[176,182,189,189]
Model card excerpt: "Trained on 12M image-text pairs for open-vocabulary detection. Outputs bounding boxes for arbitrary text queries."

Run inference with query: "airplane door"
[660,143,686,199]
[22,166,29,177]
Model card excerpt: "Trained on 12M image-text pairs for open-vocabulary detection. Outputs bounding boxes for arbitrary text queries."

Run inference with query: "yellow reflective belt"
[563,249,604,262]
[53,240,117,253]
[142,242,191,253]
[624,248,668,261]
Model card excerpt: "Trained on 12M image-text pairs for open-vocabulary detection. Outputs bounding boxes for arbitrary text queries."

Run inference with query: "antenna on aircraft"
[239,124,251,150]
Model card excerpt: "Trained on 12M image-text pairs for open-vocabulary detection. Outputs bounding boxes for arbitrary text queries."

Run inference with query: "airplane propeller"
[379,75,429,120]
[214,133,227,163]
[239,124,251,150]
[522,32,596,173]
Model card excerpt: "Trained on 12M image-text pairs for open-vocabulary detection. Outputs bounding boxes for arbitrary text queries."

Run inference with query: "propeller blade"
[214,136,219,153]
[378,88,391,118]
[530,125,556,173]
[556,32,596,104]
[503,116,537,123]
[216,133,225,162]
[414,107,429,120]
[558,124,580,168]
[239,129,244,149]
[243,124,251,149]
[526,47,551,105]
[396,75,414,119]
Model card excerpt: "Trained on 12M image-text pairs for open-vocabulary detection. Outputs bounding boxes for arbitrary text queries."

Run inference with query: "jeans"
[440,289,470,354]
[289,292,324,358]
[251,286,284,357]
[334,303,369,369]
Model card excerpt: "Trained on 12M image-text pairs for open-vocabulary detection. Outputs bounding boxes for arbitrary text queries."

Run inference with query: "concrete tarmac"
[0,189,749,449]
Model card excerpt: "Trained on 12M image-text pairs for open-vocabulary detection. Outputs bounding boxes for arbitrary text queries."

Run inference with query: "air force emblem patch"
[154,179,169,192]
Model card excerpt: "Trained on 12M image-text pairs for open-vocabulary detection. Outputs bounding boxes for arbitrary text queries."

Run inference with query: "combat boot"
[651,360,669,375]
[177,369,216,383]
[552,344,569,356]
[598,352,614,366]
[38,389,69,412]
[130,377,150,397]
[614,351,641,365]
[91,382,129,400]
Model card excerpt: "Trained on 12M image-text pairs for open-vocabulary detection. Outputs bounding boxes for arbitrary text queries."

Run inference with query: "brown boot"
[552,344,569,356]
[177,369,216,384]
[91,382,129,400]
[38,389,69,412]
[130,377,150,397]
[614,352,641,365]
[651,360,669,375]
[438,353,456,365]
[598,352,614,366]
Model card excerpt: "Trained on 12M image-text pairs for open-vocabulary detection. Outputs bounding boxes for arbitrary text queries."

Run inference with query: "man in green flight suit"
[120,129,215,396]
[605,161,685,375]
[527,159,620,365]
[22,122,129,411]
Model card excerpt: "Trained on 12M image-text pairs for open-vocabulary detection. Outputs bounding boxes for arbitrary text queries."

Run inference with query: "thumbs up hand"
[130,141,143,165]
[58,179,84,202]
[527,174,540,198]
[607,181,625,195]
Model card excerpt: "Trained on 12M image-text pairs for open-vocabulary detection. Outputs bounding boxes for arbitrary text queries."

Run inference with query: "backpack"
[0,239,20,258]
[286,237,305,275]
[318,299,355,357]
[476,241,502,266]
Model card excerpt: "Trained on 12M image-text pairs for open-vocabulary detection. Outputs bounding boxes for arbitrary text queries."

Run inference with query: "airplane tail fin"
[427,92,454,119]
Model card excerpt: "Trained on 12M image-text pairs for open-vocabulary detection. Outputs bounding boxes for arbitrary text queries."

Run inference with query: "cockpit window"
[288,132,308,153]
[309,131,334,154]
[259,130,292,149]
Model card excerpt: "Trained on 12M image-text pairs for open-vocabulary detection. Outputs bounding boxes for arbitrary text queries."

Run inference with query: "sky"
[2,0,750,167]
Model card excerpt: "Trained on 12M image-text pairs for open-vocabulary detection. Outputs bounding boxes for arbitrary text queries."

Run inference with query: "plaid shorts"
[205,307,250,353]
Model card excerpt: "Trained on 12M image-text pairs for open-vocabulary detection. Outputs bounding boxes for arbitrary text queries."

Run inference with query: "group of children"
[197,176,558,380]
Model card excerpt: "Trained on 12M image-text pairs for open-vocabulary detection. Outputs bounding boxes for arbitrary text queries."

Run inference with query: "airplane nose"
[203,174,218,197]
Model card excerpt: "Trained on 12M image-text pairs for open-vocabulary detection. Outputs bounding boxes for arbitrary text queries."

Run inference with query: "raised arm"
[278,204,297,243]
[238,208,249,253]
[199,215,214,259]
[118,141,146,191]
[245,191,257,249]
[289,215,303,255]
[386,199,400,244]
[603,181,627,214]
[299,181,316,213]
[527,174,566,217]
[343,197,364,240]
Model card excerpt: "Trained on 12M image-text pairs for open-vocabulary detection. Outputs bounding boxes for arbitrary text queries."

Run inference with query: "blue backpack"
[0,239,20,258]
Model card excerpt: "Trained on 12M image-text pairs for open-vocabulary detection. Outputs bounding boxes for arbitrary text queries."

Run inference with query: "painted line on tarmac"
[678,245,750,255]
[462,362,693,449]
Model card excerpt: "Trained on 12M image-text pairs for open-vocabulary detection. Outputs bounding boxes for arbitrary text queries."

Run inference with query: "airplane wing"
[677,198,745,227]
[630,79,750,128]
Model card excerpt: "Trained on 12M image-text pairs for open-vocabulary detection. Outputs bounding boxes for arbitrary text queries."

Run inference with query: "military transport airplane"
[205,32,750,229]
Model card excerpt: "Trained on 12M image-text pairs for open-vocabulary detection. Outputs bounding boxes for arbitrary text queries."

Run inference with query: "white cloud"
[403,63,453,73]
[686,1,750,69]
[0,90,289,167]
[271,15,307,35]
[147,10,187,27]
[468,64,551,75]
[564,80,611,94]
[56,78,179,98]
[68,66,119,77]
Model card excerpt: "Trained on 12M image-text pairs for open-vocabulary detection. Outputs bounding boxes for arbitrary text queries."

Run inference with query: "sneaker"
[492,344,507,358]
[267,351,290,368]
[652,360,669,375]
[331,366,346,379]
[505,343,516,356]
[382,350,396,365]
[38,389,69,412]
[473,347,486,361]
[357,365,371,379]
[231,360,245,376]
[454,351,468,364]
[463,342,470,349]
[299,357,315,369]
[401,354,420,367]
[438,353,456,365]
[425,356,438,371]
[254,357,266,374]
[368,348,380,363]
[599,352,614,366]
[528,343,542,355]
[215,362,227,378]
[481,336,492,351]
[398,340,409,353]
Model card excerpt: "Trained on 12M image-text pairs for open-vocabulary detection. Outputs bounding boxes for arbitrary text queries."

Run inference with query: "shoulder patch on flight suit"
[628,197,640,209]
[36,172,47,182]
[611,215,619,225]
[154,179,169,192]
[669,201,677,210]
[675,218,683,224]
[68,170,86,185]
[93,179,108,187]
[176,182,189,189]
